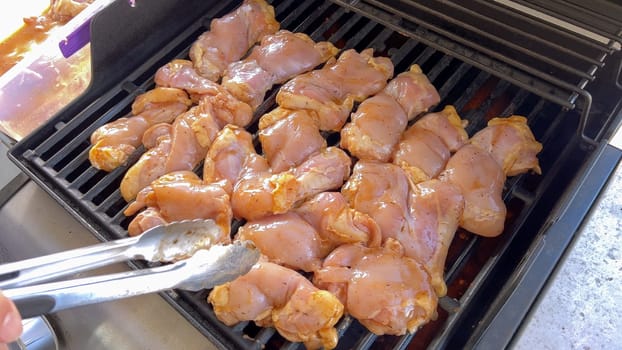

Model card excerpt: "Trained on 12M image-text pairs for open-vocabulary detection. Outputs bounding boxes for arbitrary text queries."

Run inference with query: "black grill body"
[8,0,622,349]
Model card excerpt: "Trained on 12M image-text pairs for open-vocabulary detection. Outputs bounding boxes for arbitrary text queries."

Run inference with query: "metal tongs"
[0,220,260,319]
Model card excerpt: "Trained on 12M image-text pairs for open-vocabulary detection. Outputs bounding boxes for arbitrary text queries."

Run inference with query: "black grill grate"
[7,0,622,349]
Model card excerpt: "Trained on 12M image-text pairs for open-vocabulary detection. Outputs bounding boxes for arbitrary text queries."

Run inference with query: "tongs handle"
[4,258,186,319]
[0,236,139,289]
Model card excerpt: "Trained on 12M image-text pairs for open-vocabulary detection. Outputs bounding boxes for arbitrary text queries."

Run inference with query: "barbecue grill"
[5,0,622,349]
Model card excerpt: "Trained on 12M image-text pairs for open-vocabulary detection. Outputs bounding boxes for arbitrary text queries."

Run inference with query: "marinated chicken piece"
[236,212,326,272]
[202,124,257,193]
[392,126,450,183]
[294,192,382,248]
[124,171,232,237]
[237,192,381,272]
[89,87,191,171]
[276,48,394,131]
[221,30,338,109]
[247,31,339,84]
[340,92,407,162]
[469,116,542,176]
[382,64,440,120]
[391,105,468,183]
[414,105,469,152]
[154,59,224,102]
[49,0,92,22]
[404,179,463,297]
[232,147,351,221]
[439,144,506,237]
[313,239,437,335]
[258,108,326,172]
[340,64,442,162]
[341,160,413,244]
[189,0,279,80]
[209,260,344,350]
[290,146,352,205]
[119,100,223,201]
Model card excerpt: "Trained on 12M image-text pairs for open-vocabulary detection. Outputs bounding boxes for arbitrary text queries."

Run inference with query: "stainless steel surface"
[0,151,216,350]
[0,219,234,289]
[9,317,58,350]
[4,241,259,319]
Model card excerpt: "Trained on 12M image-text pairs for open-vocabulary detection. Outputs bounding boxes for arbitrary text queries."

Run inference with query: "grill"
[7,0,622,349]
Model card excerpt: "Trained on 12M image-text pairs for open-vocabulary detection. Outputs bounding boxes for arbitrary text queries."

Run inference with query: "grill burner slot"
[7,0,622,349]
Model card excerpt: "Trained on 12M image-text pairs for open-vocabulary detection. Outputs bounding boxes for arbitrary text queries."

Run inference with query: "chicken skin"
[258,108,326,172]
[392,105,468,183]
[469,116,542,176]
[276,48,394,131]
[208,260,344,350]
[439,144,506,237]
[124,171,232,238]
[232,147,352,221]
[222,30,338,110]
[313,239,437,336]
[89,87,191,171]
[189,0,279,81]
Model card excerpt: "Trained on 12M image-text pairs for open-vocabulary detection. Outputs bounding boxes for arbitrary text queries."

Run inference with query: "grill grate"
[7,0,622,349]
[329,0,622,146]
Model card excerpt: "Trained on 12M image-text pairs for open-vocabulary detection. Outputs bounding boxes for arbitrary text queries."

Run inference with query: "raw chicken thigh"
[392,105,468,183]
[340,64,440,162]
[89,87,191,171]
[258,108,326,172]
[124,171,232,238]
[119,101,223,201]
[237,191,381,272]
[189,0,279,80]
[208,260,344,350]
[276,48,394,131]
[314,239,437,336]
[202,124,257,192]
[469,116,542,176]
[439,144,506,237]
[232,147,352,221]
[222,30,338,109]
[341,160,412,243]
